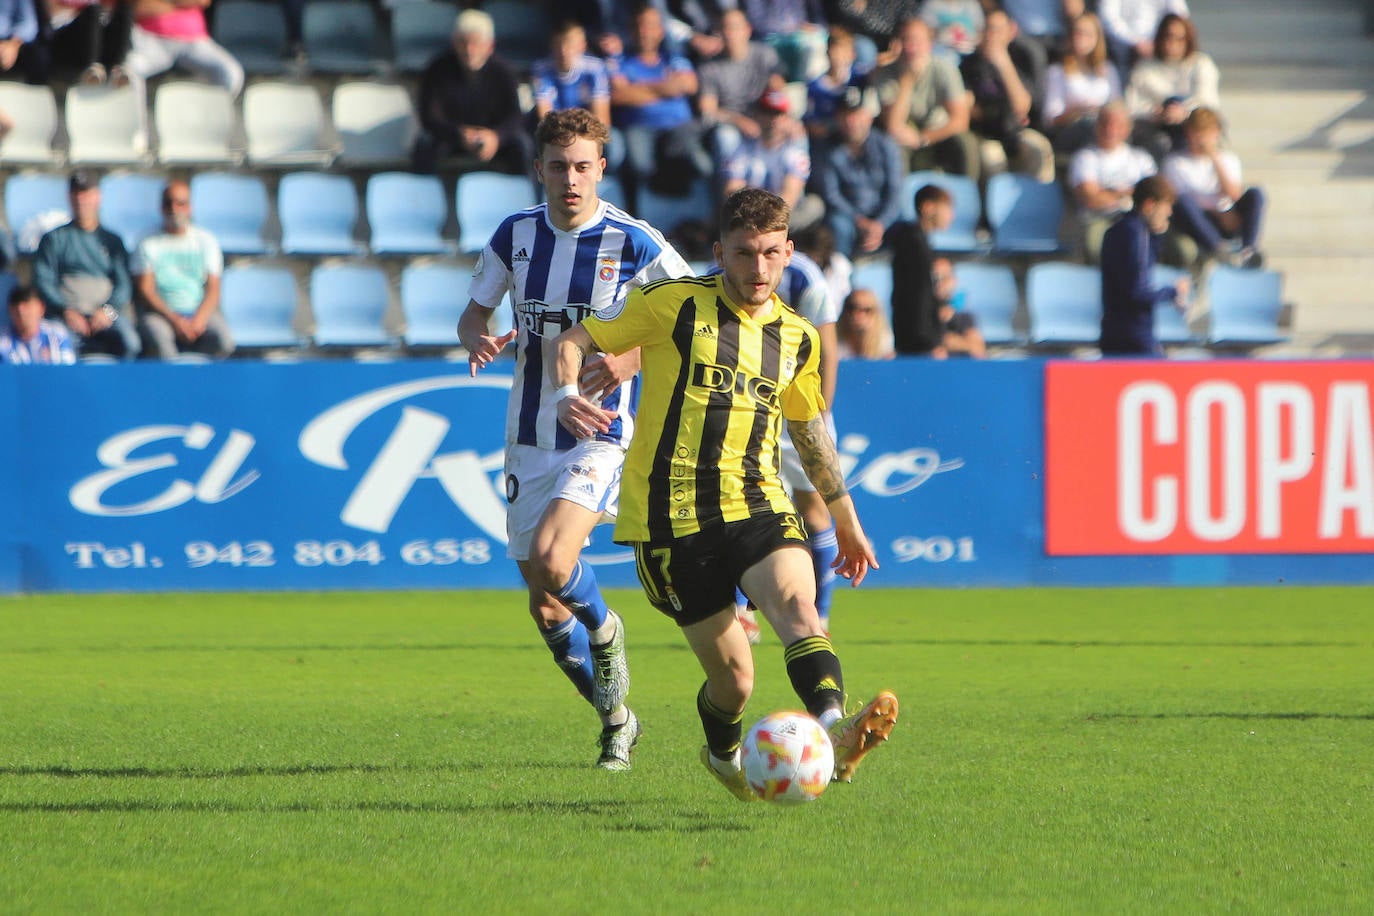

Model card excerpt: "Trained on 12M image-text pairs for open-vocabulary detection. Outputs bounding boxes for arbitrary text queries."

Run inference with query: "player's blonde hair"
[719,187,790,236]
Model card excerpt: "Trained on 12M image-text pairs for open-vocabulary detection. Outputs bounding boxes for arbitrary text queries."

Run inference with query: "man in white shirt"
[132,179,233,359]
[1069,101,1157,262]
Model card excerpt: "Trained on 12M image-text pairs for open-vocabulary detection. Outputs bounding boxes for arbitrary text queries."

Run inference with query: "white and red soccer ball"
[741,711,834,804]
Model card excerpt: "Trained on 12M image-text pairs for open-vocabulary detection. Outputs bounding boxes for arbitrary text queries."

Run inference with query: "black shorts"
[632,512,811,627]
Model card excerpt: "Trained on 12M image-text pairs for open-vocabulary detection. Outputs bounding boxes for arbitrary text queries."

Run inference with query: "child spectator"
[804,26,869,142]
[0,283,77,364]
[720,89,824,231]
[1163,106,1265,269]
[932,256,985,358]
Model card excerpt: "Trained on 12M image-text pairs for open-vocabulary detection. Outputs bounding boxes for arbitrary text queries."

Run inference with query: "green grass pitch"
[2,586,1372,914]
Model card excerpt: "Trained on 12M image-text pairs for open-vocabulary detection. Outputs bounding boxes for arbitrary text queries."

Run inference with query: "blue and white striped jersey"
[467,200,690,451]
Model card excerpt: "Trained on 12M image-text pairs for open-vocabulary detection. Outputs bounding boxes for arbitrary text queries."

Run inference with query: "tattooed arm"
[787,415,880,586]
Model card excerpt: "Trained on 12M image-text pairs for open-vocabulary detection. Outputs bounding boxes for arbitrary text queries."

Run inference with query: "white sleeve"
[465,245,511,310]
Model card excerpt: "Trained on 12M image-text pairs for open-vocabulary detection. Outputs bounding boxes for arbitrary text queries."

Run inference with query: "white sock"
[587,612,617,646]
[708,749,741,774]
[818,708,842,730]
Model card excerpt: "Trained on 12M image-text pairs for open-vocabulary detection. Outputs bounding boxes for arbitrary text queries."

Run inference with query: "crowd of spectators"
[0,0,1268,364]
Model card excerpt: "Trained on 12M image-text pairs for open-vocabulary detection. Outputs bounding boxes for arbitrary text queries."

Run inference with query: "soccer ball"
[741,711,834,804]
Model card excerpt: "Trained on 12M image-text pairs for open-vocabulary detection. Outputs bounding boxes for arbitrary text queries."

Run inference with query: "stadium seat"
[278,172,362,256]
[400,263,468,348]
[1151,265,1199,346]
[212,0,291,74]
[636,179,713,242]
[986,173,1064,254]
[1206,266,1288,349]
[99,172,167,252]
[849,257,894,318]
[898,170,985,253]
[64,85,148,165]
[456,171,537,254]
[366,172,450,255]
[392,1,458,72]
[309,263,396,348]
[243,82,340,167]
[954,261,1023,345]
[0,83,60,165]
[5,173,69,254]
[219,265,305,349]
[1025,261,1101,347]
[154,82,241,165]
[190,172,272,256]
[484,0,552,69]
[303,1,382,73]
[333,81,419,168]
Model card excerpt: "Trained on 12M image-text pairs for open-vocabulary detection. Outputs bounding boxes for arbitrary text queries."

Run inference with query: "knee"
[529,543,576,595]
[713,662,753,713]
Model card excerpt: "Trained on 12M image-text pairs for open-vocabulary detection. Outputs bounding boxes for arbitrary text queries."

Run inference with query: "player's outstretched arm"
[457,299,516,376]
[552,324,617,439]
[787,415,880,586]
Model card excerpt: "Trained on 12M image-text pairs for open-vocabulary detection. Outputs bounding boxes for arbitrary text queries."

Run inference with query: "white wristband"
[554,384,580,403]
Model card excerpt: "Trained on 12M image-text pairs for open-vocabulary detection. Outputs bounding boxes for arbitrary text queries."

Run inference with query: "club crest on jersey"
[598,259,616,282]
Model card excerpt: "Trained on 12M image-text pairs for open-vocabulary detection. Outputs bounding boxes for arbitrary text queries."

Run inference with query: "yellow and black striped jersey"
[581,273,825,542]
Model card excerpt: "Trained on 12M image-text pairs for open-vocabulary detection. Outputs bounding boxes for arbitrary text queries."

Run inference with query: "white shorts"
[780,412,837,494]
[504,439,625,561]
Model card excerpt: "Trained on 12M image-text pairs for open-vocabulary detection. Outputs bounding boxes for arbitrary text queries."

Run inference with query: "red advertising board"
[1045,361,1374,555]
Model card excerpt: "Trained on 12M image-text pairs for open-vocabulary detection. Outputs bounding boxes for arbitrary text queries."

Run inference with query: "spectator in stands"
[835,287,894,360]
[1069,101,1157,263]
[1042,11,1121,155]
[1000,0,1084,63]
[46,0,134,85]
[921,0,983,58]
[887,182,952,357]
[824,0,922,67]
[740,0,828,82]
[1097,0,1189,83]
[571,0,723,61]
[1126,13,1219,162]
[125,0,243,96]
[132,179,232,360]
[1099,174,1189,356]
[804,25,869,141]
[1163,106,1266,269]
[697,9,787,157]
[720,89,824,231]
[0,283,77,364]
[815,85,905,258]
[533,21,611,126]
[961,8,1054,183]
[34,170,139,360]
[606,4,711,200]
[931,255,985,357]
[412,8,531,176]
[872,16,979,179]
[0,0,47,83]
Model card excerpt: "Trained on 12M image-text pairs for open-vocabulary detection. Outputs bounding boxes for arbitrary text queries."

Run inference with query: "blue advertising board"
[1,358,1368,593]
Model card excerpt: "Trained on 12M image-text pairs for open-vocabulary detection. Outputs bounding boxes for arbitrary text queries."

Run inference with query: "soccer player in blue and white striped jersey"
[459,108,691,770]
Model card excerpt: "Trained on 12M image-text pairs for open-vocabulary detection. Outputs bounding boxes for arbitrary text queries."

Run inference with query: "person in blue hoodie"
[1099,174,1189,357]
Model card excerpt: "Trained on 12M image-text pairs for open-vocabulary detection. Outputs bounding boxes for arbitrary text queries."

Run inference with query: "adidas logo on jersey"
[513,247,530,262]
[694,325,716,339]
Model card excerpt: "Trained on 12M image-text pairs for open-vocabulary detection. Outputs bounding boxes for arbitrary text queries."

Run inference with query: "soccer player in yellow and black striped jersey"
[551,188,898,799]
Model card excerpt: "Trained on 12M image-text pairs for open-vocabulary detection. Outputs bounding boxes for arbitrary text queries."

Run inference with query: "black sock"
[783,635,845,718]
[696,681,743,759]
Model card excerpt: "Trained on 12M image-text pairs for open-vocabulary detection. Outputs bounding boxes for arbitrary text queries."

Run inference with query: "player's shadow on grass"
[0,799,633,815]
[1086,712,1374,722]
[0,760,592,779]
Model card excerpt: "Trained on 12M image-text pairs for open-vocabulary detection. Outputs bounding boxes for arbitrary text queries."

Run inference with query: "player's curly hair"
[535,107,611,156]
[719,187,790,236]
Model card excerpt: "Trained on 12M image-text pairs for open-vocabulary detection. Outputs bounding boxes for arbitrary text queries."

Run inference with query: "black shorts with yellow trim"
[631,511,810,627]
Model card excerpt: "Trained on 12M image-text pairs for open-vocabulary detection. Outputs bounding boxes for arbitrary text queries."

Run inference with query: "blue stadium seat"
[1206,266,1288,349]
[1026,261,1101,347]
[636,179,713,240]
[849,257,894,319]
[310,263,396,348]
[954,261,1023,345]
[392,1,458,72]
[6,173,69,254]
[219,265,304,349]
[212,0,290,74]
[190,172,272,256]
[279,172,362,256]
[456,171,537,254]
[898,170,985,253]
[367,172,450,255]
[99,172,166,252]
[400,263,467,348]
[302,0,382,73]
[986,173,1064,254]
[1151,264,1199,346]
